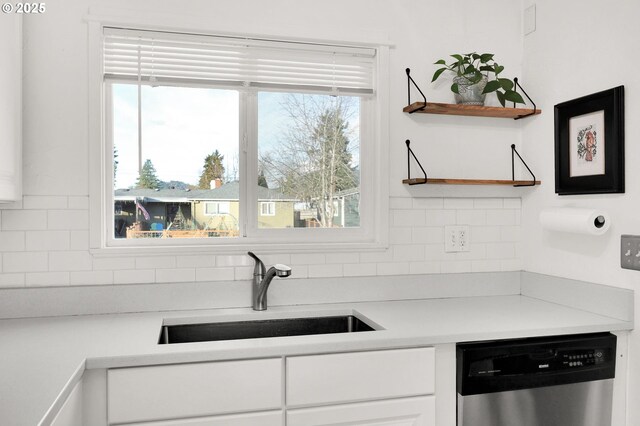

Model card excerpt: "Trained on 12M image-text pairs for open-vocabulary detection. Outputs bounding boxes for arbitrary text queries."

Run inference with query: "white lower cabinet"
[105,347,436,426]
[286,348,436,426]
[286,347,435,407]
[287,396,435,426]
[107,358,282,424]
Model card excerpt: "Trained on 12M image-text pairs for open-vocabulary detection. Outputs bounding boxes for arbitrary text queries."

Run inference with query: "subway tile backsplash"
[0,196,522,288]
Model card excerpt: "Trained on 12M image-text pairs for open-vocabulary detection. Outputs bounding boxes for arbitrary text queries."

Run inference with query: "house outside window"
[92,24,388,251]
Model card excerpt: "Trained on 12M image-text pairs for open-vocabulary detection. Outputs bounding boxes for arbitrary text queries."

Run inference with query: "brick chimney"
[210,178,222,189]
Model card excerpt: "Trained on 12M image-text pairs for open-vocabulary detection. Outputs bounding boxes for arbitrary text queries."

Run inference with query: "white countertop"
[0,295,632,426]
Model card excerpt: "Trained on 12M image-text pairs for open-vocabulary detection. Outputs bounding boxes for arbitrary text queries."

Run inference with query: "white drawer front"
[286,347,435,407]
[108,358,282,424]
[287,396,435,426]
[121,410,283,426]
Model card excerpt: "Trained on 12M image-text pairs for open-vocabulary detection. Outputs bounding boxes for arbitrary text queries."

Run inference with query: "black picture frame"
[554,86,624,195]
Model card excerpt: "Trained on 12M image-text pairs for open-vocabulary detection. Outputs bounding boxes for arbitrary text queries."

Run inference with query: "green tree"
[198,150,225,189]
[136,159,161,189]
[258,169,268,188]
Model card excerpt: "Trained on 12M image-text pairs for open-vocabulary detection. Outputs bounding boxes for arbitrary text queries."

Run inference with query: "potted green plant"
[431,52,525,106]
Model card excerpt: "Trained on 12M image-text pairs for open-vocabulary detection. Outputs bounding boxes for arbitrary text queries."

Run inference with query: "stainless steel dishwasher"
[457,332,616,426]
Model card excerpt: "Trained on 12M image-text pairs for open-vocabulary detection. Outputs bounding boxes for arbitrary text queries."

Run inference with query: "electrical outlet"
[621,235,640,271]
[445,225,470,253]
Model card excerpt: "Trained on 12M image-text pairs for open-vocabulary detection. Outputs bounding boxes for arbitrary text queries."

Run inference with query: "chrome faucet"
[247,252,292,311]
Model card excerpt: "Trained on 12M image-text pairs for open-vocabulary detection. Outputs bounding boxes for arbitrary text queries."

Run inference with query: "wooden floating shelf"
[403,102,541,119]
[402,178,541,186]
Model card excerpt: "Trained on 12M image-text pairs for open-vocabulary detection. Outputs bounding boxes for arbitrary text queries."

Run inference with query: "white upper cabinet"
[0,14,22,202]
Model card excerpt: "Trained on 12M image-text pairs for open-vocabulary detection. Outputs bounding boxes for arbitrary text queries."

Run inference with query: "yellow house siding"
[187,200,294,230]
[193,201,240,231]
[258,201,294,228]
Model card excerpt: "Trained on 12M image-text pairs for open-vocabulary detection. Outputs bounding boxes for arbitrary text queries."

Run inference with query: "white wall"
[520,1,639,424]
[0,0,527,289]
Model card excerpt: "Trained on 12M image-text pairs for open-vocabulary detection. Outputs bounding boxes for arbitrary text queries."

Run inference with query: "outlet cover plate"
[445,225,470,253]
[621,234,640,271]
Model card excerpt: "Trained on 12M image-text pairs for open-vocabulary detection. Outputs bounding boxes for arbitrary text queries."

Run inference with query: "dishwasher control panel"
[466,345,613,377]
[457,332,616,395]
[563,348,609,367]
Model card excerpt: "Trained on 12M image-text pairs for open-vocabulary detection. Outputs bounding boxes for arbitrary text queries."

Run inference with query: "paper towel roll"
[539,208,610,235]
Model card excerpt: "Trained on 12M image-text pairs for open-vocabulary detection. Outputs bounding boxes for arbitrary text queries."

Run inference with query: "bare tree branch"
[260,94,359,227]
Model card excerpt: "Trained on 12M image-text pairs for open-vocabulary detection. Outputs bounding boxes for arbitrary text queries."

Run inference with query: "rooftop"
[115,181,297,202]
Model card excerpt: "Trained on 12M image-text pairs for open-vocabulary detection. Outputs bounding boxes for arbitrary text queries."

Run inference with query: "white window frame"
[205,202,230,216]
[260,202,275,217]
[88,19,389,255]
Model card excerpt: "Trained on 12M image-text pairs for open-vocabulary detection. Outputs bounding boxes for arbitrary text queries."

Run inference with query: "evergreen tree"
[302,106,355,226]
[136,159,161,189]
[312,107,354,193]
[198,150,225,189]
[258,169,269,188]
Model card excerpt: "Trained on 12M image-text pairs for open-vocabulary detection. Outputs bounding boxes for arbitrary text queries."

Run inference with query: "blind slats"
[103,28,376,95]
[104,55,373,76]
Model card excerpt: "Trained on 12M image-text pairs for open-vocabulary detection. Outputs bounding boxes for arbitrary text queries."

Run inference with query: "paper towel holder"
[539,208,611,236]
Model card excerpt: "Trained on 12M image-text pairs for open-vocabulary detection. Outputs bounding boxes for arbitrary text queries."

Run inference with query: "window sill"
[89,240,388,257]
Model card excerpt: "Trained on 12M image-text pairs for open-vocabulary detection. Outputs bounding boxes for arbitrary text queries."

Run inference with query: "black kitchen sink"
[159,315,377,344]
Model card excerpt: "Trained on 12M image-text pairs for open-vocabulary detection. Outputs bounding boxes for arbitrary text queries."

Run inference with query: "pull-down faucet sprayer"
[247,252,292,311]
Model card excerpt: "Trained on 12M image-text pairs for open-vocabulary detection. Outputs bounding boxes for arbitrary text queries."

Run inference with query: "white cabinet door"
[287,347,435,407]
[108,358,282,424]
[287,396,435,426]
[121,410,282,426]
[0,13,22,202]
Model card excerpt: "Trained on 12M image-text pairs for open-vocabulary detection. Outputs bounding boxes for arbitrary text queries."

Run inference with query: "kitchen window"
[93,25,388,251]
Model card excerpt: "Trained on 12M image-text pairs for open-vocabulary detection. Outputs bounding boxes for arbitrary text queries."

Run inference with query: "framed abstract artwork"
[554,86,624,195]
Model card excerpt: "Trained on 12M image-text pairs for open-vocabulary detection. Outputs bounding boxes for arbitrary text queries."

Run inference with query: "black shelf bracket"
[406,68,427,113]
[513,77,537,120]
[406,139,427,184]
[406,141,536,187]
[511,144,536,186]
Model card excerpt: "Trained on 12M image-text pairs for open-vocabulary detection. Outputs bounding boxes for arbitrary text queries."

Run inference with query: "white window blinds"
[103,27,376,95]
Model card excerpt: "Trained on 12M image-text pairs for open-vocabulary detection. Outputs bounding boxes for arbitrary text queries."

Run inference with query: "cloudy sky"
[112,84,360,189]
[113,84,240,188]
